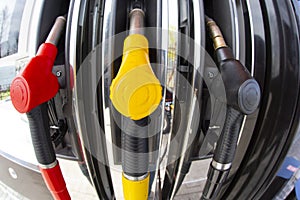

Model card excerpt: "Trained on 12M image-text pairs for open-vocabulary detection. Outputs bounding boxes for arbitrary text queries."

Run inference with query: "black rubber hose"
[122,117,149,177]
[27,103,56,165]
[213,107,243,164]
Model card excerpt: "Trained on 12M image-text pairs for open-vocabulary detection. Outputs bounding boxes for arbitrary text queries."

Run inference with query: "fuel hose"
[122,117,149,177]
[121,117,150,200]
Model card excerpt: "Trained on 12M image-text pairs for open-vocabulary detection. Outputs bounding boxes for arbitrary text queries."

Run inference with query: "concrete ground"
[174,160,210,200]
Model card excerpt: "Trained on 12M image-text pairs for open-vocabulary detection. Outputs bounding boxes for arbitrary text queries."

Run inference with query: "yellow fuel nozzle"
[110,9,162,120]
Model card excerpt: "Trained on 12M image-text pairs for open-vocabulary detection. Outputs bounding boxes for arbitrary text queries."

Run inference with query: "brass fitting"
[205,16,227,50]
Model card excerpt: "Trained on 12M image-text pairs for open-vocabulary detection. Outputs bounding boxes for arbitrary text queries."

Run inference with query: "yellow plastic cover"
[110,34,162,120]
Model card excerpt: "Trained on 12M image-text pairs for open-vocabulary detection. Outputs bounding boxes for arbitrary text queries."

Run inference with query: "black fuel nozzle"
[202,16,261,200]
[206,15,260,114]
[216,47,261,115]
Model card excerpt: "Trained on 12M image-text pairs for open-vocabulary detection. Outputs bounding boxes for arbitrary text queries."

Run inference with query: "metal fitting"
[123,173,149,181]
[39,160,58,169]
[46,16,66,46]
[205,17,227,50]
[129,9,145,35]
[211,160,232,171]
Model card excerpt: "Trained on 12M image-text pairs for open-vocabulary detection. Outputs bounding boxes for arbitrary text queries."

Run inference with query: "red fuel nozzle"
[10,16,66,113]
[10,16,70,200]
[10,43,59,113]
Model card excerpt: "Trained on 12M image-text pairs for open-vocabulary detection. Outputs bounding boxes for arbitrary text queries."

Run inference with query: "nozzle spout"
[129,9,145,35]
[46,16,66,45]
[205,16,227,50]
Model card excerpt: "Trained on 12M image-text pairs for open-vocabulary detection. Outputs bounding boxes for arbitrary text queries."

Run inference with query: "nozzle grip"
[27,103,56,165]
[110,34,162,120]
[213,107,243,164]
[216,47,261,114]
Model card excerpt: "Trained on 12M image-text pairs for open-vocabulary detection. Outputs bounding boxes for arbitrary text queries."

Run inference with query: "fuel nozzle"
[201,16,261,200]
[205,16,261,115]
[10,16,66,113]
[110,8,161,200]
[110,8,162,120]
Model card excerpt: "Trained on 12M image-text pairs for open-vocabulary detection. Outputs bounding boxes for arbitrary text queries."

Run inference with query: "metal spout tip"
[129,9,145,35]
[46,16,66,45]
[205,15,227,50]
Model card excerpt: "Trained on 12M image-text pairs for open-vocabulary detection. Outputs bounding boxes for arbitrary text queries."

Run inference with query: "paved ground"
[174,160,210,200]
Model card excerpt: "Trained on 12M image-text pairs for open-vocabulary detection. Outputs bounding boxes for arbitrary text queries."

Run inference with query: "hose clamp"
[123,172,149,181]
[39,160,58,169]
[211,160,231,171]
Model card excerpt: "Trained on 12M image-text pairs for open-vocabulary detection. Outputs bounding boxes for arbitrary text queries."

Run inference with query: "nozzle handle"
[27,103,56,164]
[213,107,243,164]
[10,43,59,113]
[216,47,261,115]
[10,16,66,113]
[27,103,71,200]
